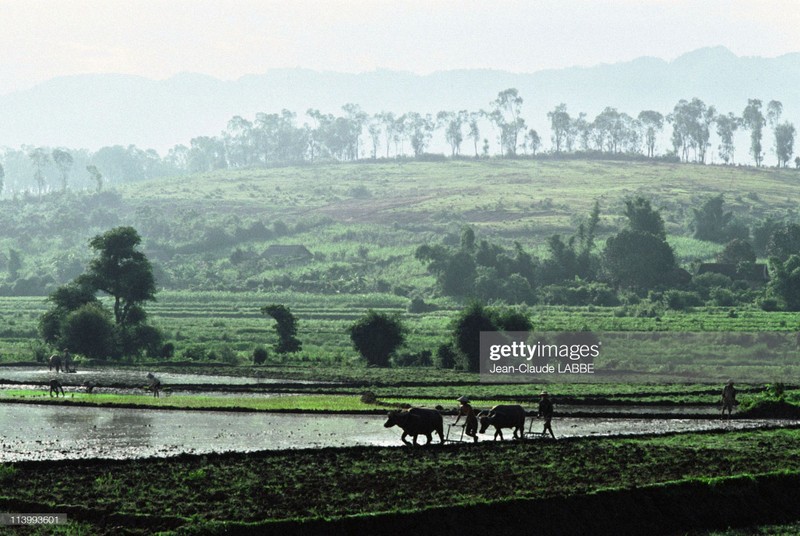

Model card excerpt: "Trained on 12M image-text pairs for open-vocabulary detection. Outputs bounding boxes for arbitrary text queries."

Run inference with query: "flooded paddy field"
[1,402,795,462]
[0,366,314,386]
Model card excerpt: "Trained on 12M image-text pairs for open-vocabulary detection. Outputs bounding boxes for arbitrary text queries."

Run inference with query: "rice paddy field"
[3,159,800,534]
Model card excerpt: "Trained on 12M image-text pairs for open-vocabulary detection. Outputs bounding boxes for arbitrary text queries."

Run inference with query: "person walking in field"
[538,391,556,439]
[453,396,479,442]
[721,379,737,419]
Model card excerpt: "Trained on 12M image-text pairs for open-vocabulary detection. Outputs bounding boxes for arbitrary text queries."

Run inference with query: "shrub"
[253,347,268,365]
[435,343,457,369]
[710,287,737,307]
[348,310,406,367]
[160,342,175,360]
[663,290,703,311]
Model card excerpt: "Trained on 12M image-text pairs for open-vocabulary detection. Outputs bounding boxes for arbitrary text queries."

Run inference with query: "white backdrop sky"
[1,0,799,95]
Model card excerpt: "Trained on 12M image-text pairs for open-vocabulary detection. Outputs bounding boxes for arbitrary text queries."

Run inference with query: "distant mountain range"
[1,46,799,155]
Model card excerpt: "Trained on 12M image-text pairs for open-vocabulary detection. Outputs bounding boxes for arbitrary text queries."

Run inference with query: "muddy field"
[1,403,795,462]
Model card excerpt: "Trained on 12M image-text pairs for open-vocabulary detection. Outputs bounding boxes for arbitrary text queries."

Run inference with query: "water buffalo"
[384,407,444,446]
[478,404,526,440]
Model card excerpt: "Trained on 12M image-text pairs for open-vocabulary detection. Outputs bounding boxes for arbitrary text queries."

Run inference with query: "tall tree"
[775,122,796,168]
[525,129,541,155]
[51,149,74,191]
[28,147,50,194]
[367,117,382,159]
[0,162,4,195]
[638,110,664,158]
[548,103,571,154]
[86,164,103,192]
[742,99,765,167]
[468,112,481,158]
[488,88,525,156]
[85,226,156,326]
[342,103,368,160]
[404,112,435,157]
[668,98,715,163]
[715,112,740,164]
[261,304,302,354]
[436,110,468,156]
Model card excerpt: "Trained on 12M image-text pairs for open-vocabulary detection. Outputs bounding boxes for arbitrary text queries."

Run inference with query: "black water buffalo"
[478,404,526,440]
[384,407,444,446]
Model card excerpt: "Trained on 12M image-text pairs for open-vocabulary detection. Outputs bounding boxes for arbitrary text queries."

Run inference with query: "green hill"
[0,158,797,295]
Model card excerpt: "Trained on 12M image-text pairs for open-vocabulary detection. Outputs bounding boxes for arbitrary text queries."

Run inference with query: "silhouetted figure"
[453,396,478,442]
[721,380,737,419]
[147,372,161,398]
[49,379,65,397]
[538,391,556,439]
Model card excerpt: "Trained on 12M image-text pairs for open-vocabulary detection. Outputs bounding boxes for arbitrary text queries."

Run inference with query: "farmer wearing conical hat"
[453,396,479,442]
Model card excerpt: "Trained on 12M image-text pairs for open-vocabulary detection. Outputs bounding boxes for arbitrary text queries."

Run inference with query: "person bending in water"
[49,379,65,397]
[146,372,161,398]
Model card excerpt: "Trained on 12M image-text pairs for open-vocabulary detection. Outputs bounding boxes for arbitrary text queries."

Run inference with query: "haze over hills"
[1,46,799,157]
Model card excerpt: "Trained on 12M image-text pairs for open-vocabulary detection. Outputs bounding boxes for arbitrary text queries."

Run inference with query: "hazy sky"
[2,0,799,95]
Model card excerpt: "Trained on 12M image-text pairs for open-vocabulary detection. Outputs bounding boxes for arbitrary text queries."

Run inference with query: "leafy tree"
[85,226,156,326]
[767,255,800,311]
[51,149,74,191]
[691,195,734,242]
[766,223,800,261]
[742,99,765,166]
[548,103,571,154]
[348,310,406,367]
[0,162,4,195]
[437,110,468,156]
[467,113,481,157]
[767,100,783,129]
[488,88,525,156]
[367,117,382,159]
[86,164,103,192]
[28,147,50,194]
[451,302,496,372]
[404,112,435,157]
[638,110,664,158]
[61,303,115,360]
[224,115,256,167]
[341,103,368,160]
[715,112,740,164]
[774,122,796,168]
[604,230,675,289]
[623,197,666,239]
[668,98,715,163]
[7,248,21,281]
[525,129,541,155]
[260,304,302,354]
[716,239,756,265]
